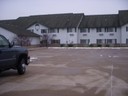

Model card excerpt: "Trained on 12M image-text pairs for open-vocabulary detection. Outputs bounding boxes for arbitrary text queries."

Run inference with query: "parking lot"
[0,48,128,96]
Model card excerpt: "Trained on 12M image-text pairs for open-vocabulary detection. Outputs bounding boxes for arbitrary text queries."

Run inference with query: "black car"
[0,35,30,75]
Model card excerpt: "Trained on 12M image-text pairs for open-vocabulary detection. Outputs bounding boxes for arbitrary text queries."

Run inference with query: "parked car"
[0,35,30,75]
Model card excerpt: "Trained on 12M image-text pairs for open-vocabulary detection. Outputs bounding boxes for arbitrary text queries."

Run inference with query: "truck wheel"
[17,58,26,75]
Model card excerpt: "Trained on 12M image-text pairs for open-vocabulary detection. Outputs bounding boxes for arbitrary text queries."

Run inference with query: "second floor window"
[126,39,128,44]
[80,28,90,33]
[105,28,113,32]
[97,28,102,32]
[41,29,47,33]
[80,28,86,32]
[97,39,103,44]
[126,27,128,32]
[80,39,90,44]
[50,29,55,33]
[67,28,72,32]
[115,27,117,32]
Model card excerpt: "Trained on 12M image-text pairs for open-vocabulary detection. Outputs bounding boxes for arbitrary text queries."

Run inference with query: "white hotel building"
[0,10,128,47]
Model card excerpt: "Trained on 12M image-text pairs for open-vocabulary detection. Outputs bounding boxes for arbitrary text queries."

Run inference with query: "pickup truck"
[0,35,30,75]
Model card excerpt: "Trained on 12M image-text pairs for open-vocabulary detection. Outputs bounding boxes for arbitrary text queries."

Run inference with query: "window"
[107,39,112,44]
[126,39,128,44]
[97,39,106,44]
[41,29,47,33]
[80,28,86,32]
[105,28,113,32]
[88,28,90,32]
[80,39,90,44]
[80,28,90,33]
[67,28,72,32]
[106,39,117,44]
[57,28,59,33]
[105,28,107,32]
[50,29,55,33]
[115,27,117,32]
[126,27,128,32]
[51,39,60,44]
[108,28,113,32]
[97,39,103,44]
[0,36,9,48]
[75,28,77,32]
[97,28,102,32]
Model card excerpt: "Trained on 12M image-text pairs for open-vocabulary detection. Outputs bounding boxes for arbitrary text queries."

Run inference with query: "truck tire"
[17,58,26,75]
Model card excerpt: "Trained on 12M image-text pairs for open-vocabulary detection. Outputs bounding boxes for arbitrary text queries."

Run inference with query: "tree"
[12,36,31,46]
[40,33,52,47]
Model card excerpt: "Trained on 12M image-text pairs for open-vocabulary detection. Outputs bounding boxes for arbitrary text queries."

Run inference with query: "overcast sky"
[0,0,128,20]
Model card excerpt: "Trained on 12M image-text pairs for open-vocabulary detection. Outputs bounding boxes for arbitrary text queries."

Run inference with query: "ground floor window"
[97,39,117,44]
[80,39,90,44]
[51,39,60,44]
[106,39,117,44]
[97,39,105,44]
[126,39,128,44]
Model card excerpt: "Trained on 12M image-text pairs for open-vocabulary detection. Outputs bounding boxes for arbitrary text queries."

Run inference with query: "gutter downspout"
[76,14,84,45]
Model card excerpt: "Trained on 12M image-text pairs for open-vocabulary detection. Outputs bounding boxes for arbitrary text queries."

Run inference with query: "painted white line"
[108,55,112,58]
[111,64,114,96]
[30,64,67,68]
[113,56,119,58]
[30,57,38,62]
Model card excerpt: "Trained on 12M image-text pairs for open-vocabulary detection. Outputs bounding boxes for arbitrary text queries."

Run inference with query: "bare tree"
[12,36,31,46]
[40,33,52,47]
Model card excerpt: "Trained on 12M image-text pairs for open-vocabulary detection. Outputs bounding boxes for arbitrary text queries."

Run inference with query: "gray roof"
[119,10,128,26]
[0,22,39,37]
[0,10,128,35]
[16,13,84,28]
[79,14,119,28]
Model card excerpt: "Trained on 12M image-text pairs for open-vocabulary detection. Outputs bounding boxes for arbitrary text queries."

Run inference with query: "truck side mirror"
[9,41,14,47]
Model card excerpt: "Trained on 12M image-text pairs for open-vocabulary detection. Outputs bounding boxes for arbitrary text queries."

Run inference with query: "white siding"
[0,27,40,46]
[29,37,40,45]
[58,29,67,44]
[78,28,121,44]
[58,28,77,44]
[121,24,128,44]
[27,23,48,35]
[0,27,16,42]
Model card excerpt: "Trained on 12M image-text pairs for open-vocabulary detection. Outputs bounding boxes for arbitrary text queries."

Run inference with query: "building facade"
[0,10,128,46]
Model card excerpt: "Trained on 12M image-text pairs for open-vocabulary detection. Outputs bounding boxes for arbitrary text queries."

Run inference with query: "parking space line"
[111,64,114,96]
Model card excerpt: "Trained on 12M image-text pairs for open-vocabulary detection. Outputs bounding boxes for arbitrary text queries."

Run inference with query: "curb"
[28,47,128,50]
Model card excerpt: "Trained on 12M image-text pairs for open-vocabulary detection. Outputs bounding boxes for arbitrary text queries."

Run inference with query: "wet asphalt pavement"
[0,48,128,96]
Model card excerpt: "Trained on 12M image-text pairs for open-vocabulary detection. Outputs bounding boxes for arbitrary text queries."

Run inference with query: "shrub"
[97,44,102,47]
[89,44,94,47]
[68,44,73,47]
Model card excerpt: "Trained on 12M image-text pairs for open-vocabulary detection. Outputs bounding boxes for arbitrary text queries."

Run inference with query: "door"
[0,35,16,70]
